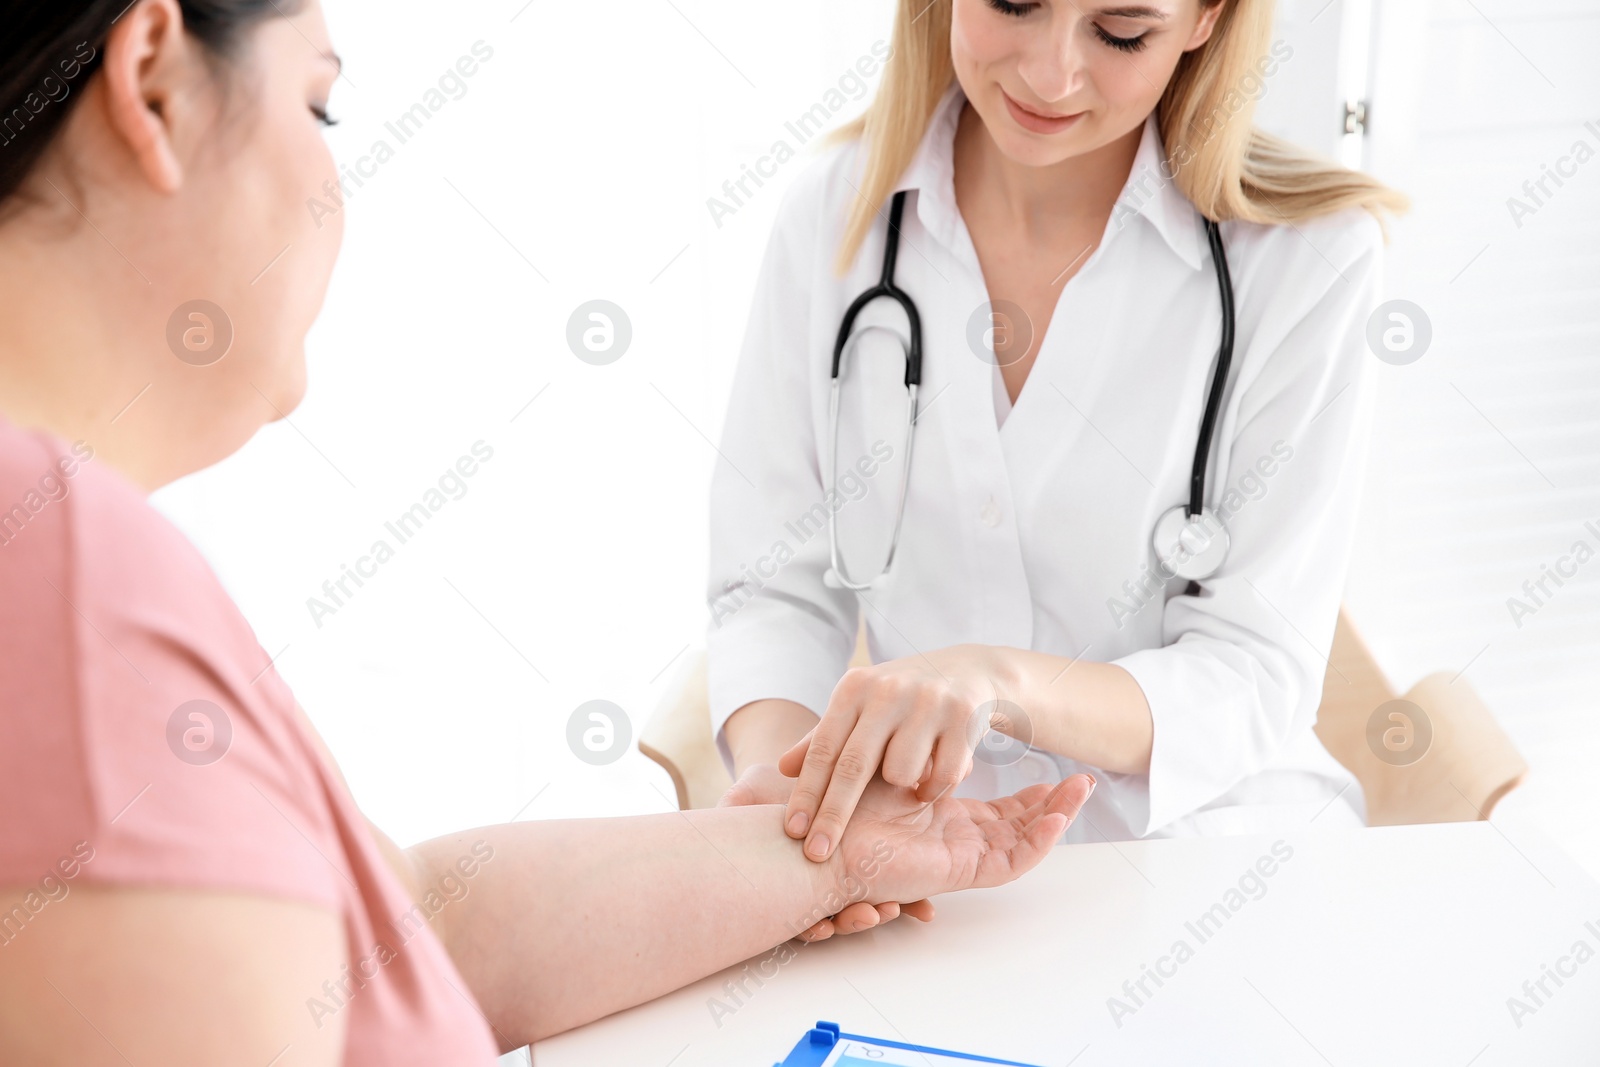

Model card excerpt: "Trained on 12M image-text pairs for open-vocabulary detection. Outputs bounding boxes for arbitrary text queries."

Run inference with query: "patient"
[0,2,1095,1063]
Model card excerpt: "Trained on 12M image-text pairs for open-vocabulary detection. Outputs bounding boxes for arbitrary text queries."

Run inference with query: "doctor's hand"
[720,763,934,941]
[778,646,1016,862]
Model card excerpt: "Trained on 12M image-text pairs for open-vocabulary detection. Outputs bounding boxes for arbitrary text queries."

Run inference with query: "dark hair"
[0,0,296,203]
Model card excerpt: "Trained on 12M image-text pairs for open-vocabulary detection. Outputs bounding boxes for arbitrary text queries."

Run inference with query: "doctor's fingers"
[798,718,900,861]
[862,686,970,801]
[782,714,858,837]
[782,700,870,836]
[914,733,973,804]
[880,723,938,789]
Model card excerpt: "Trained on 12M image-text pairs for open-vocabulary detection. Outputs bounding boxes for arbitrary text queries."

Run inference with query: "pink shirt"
[0,417,500,1066]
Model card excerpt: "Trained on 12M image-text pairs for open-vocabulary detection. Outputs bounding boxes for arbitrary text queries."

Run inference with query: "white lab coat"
[706,82,1381,841]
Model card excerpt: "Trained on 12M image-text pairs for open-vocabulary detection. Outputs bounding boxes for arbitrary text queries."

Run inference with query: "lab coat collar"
[894,80,1205,272]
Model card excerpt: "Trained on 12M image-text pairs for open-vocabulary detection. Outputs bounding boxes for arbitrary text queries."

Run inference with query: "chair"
[1312,607,1528,825]
[640,609,1528,824]
[638,627,870,812]
[636,651,727,812]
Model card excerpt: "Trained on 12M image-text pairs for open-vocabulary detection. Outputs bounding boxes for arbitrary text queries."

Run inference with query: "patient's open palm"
[723,764,1094,916]
[837,775,1094,904]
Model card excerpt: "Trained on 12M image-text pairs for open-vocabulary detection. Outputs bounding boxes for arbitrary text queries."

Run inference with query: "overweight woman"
[711,0,1409,862]
[0,2,1096,1063]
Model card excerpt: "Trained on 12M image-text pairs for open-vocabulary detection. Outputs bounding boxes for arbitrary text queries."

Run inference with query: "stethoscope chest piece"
[1152,504,1230,582]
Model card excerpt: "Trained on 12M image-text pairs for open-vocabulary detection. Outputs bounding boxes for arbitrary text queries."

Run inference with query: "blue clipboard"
[777,1020,1044,1066]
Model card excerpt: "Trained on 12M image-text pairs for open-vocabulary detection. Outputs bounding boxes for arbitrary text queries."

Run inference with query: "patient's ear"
[98,0,204,194]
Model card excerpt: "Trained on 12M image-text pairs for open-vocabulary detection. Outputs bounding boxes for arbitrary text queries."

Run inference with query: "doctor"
[708,0,1409,862]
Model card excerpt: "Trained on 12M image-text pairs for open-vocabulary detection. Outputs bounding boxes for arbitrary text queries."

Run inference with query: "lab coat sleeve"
[705,163,860,772]
[1104,209,1385,837]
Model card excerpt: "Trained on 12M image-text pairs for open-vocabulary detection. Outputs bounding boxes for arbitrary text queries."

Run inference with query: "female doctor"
[708,0,1410,864]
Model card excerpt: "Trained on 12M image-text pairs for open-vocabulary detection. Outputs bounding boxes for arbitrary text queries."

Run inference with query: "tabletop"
[530,820,1600,1066]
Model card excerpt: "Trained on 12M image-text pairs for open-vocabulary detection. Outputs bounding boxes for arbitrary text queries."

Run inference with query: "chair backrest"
[637,651,727,811]
[641,609,1529,822]
[638,628,871,812]
[1314,608,1528,826]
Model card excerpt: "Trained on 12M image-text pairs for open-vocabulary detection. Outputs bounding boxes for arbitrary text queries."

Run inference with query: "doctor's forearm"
[724,698,821,775]
[990,649,1154,776]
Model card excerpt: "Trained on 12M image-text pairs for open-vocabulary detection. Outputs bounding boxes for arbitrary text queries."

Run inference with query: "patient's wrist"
[791,837,851,936]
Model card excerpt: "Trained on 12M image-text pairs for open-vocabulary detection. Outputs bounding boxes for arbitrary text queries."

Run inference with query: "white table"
[531,821,1600,1066]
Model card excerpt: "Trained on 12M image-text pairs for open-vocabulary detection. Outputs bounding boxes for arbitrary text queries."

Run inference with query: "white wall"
[1347,0,1600,874]
[153,0,899,846]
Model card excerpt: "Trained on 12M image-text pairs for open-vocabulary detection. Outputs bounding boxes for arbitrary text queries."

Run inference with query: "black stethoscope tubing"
[826,189,1237,589]
[831,190,924,388]
[1192,212,1236,520]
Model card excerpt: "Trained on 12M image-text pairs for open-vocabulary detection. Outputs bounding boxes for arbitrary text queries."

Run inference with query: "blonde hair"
[828,0,1409,275]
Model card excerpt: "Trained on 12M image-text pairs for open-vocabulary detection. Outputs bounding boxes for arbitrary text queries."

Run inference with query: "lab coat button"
[978,499,1002,528]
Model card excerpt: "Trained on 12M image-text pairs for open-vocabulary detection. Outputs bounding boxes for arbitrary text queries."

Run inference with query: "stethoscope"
[823,188,1236,592]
